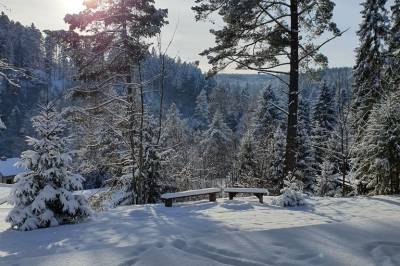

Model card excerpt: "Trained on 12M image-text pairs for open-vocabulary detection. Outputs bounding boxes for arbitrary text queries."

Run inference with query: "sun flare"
[64,0,85,13]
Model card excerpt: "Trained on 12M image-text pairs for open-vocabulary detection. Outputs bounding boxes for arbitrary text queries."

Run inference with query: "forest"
[0,0,397,234]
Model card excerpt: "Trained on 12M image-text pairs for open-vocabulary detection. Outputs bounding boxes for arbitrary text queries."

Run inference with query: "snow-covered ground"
[0,184,11,205]
[1,195,400,265]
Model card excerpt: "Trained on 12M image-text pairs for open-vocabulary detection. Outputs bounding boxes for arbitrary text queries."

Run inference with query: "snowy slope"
[0,196,400,265]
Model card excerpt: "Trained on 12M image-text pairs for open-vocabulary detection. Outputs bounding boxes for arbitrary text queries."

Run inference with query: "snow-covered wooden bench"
[161,188,222,207]
[223,188,269,203]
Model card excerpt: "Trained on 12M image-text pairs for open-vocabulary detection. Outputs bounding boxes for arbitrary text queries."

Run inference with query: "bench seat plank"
[223,188,269,194]
[224,188,269,203]
[161,188,221,200]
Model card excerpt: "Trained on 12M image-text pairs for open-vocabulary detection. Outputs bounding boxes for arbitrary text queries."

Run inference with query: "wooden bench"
[161,188,221,207]
[223,188,269,203]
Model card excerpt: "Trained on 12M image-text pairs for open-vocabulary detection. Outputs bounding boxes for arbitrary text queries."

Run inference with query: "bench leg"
[165,199,173,207]
[229,192,237,200]
[254,193,263,204]
[209,193,217,202]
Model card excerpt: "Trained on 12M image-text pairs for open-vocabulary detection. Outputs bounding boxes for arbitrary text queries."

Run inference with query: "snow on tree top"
[161,188,222,199]
[0,158,26,177]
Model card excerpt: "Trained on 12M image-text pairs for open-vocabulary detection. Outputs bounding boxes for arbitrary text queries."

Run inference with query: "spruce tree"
[193,89,210,131]
[296,98,315,193]
[236,131,260,187]
[386,0,400,90]
[326,86,353,196]
[253,87,280,140]
[352,0,389,139]
[312,82,336,173]
[268,126,286,192]
[200,111,234,182]
[251,87,281,184]
[160,104,192,191]
[353,93,400,195]
[7,103,90,231]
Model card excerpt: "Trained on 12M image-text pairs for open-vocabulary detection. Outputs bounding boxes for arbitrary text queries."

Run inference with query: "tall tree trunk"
[122,0,138,204]
[157,53,166,145]
[284,0,299,183]
[138,62,145,203]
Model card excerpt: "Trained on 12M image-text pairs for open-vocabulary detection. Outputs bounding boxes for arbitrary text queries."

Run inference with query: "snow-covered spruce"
[193,89,210,131]
[272,174,307,207]
[353,93,400,195]
[6,103,90,231]
[352,0,389,138]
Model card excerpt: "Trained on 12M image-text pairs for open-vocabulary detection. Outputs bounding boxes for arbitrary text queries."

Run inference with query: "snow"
[223,187,269,194]
[0,158,26,177]
[161,188,221,199]
[73,188,102,198]
[0,196,400,265]
[0,184,11,205]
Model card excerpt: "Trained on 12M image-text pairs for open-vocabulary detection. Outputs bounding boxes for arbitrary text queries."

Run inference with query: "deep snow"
[0,195,400,265]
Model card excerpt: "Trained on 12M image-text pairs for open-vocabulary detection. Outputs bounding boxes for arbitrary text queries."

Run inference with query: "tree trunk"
[138,62,145,204]
[157,53,166,145]
[121,6,138,204]
[284,0,299,183]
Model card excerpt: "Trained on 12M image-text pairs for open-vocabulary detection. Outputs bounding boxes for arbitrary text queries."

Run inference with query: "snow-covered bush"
[316,161,341,197]
[89,174,135,210]
[6,103,90,231]
[272,173,307,207]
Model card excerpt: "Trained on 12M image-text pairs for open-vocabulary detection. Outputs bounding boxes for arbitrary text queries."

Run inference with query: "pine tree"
[6,103,90,231]
[352,0,389,139]
[312,82,336,173]
[353,93,400,195]
[193,89,210,131]
[192,0,341,179]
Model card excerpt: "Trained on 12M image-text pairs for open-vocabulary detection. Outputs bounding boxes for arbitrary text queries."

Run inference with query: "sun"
[64,0,86,13]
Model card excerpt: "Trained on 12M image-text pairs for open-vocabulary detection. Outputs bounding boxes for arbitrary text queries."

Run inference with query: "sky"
[0,0,367,73]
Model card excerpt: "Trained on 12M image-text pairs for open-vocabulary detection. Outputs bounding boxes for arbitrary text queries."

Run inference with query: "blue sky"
[0,1,374,72]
